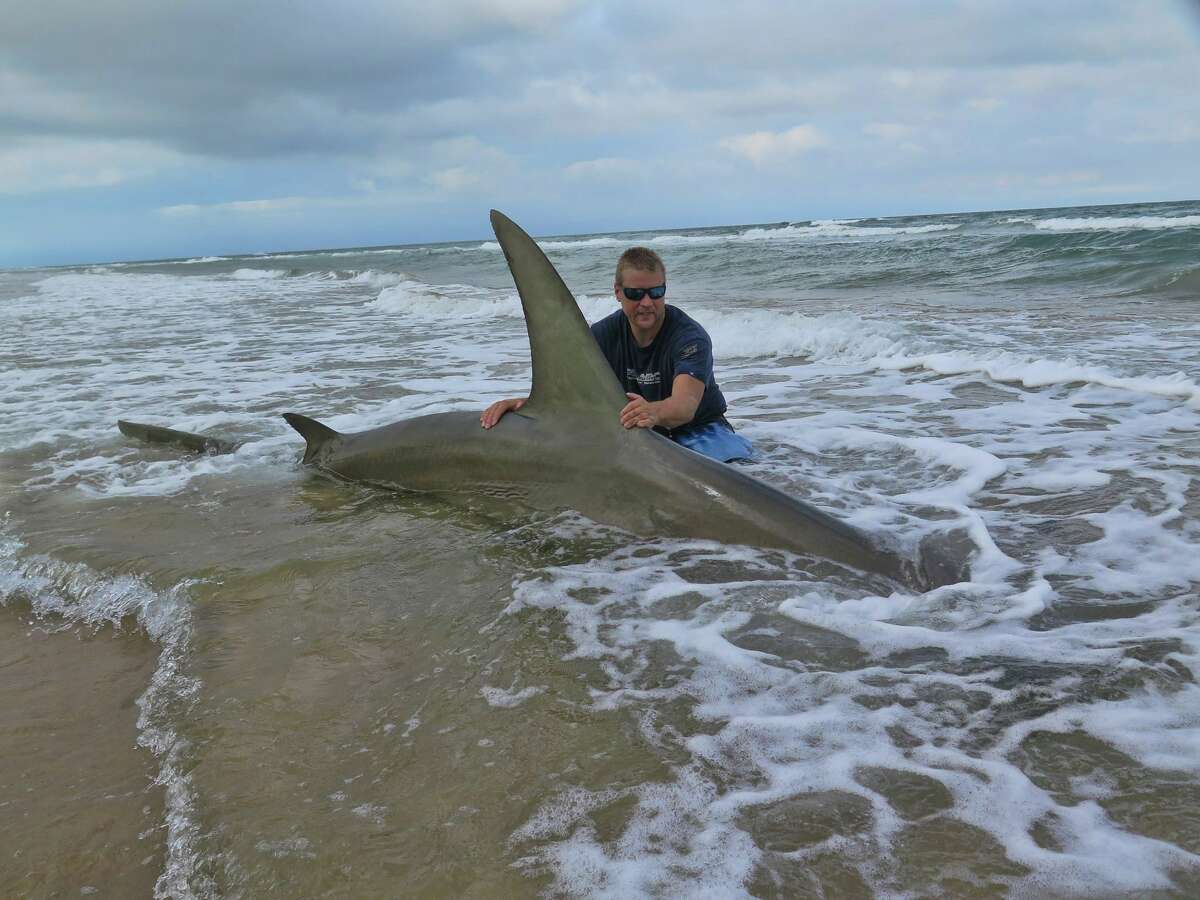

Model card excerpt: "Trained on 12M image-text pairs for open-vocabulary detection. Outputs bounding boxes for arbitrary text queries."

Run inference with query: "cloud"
[159,196,315,217]
[863,123,915,142]
[423,136,516,191]
[967,98,1004,113]
[862,122,925,154]
[471,0,582,30]
[656,0,1197,75]
[563,157,641,182]
[4,1,1196,168]
[719,126,827,165]
[937,168,1104,194]
[0,1,586,159]
[0,137,185,194]
[428,167,480,191]
[352,155,416,187]
[1123,122,1200,145]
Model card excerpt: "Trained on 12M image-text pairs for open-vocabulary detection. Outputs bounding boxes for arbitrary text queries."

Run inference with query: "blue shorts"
[673,419,755,463]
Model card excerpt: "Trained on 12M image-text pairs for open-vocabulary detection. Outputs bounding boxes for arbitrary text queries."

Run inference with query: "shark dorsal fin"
[491,210,629,417]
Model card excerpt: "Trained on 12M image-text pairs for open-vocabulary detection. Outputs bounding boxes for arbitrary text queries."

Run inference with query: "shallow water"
[0,612,164,895]
[2,201,1199,897]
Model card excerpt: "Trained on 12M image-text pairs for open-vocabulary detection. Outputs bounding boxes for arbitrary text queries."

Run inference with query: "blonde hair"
[614,247,666,286]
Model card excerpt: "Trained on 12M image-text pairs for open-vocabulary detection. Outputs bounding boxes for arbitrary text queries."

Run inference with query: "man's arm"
[619,374,704,430]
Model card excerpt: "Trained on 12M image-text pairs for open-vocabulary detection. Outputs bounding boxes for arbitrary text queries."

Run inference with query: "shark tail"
[117,419,240,455]
[283,413,342,465]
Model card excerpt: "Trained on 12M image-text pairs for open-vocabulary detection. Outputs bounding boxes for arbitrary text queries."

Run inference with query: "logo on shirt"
[679,342,699,360]
[626,369,661,387]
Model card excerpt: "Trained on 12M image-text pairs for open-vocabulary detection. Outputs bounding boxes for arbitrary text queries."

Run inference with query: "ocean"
[1,200,1198,897]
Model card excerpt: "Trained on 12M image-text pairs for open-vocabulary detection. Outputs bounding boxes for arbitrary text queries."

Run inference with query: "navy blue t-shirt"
[590,305,728,436]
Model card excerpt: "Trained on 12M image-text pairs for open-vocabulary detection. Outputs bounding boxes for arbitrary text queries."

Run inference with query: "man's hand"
[620,376,705,431]
[620,393,660,430]
[480,397,527,429]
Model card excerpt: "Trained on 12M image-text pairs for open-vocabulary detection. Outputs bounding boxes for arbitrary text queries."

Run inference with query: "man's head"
[614,247,667,344]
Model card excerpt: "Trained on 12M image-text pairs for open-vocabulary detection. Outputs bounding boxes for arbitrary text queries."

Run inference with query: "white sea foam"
[692,307,1200,408]
[480,683,547,708]
[871,347,1200,408]
[366,280,522,319]
[502,514,1200,895]
[348,269,419,289]
[0,268,371,487]
[696,308,908,361]
[748,221,960,238]
[229,267,287,280]
[1032,214,1200,232]
[477,221,961,254]
[366,279,614,324]
[246,244,482,262]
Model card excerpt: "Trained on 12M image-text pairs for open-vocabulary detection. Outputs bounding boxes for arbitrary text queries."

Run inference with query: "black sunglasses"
[620,284,667,302]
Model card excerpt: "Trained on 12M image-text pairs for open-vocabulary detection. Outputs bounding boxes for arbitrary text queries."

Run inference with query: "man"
[480,246,754,463]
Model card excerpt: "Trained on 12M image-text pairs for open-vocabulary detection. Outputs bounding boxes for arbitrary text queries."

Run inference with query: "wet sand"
[0,608,164,897]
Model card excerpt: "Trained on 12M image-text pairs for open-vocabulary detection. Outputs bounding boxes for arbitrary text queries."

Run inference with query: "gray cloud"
[6,0,1196,162]
[0,0,582,155]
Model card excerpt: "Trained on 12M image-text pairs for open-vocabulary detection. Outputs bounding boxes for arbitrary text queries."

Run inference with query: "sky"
[2,0,1199,267]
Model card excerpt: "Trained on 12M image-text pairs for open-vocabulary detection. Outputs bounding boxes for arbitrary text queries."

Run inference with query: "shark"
[117,211,969,589]
[271,211,970,589]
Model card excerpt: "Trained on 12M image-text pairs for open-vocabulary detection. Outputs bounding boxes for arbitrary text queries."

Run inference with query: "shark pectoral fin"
[490,210,628,422]
[283,413,342,464]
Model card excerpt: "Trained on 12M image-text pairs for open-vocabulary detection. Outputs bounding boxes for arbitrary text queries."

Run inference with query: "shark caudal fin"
[117,419,240,455]
[283,413,342,464]
[489,210,629,418]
